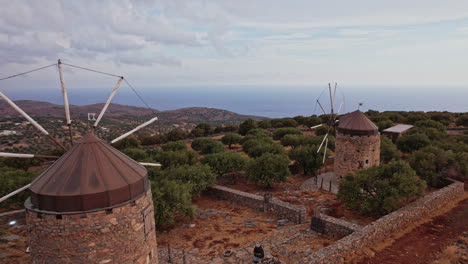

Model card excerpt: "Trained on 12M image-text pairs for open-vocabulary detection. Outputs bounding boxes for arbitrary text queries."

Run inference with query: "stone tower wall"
[25,188,157,264]
[334,132,380,178]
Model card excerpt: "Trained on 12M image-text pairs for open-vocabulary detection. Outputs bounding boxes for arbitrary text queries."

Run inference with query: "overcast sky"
[1,0,468,89]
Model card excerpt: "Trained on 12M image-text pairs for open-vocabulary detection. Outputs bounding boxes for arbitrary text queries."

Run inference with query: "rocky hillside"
[0,100,265,122]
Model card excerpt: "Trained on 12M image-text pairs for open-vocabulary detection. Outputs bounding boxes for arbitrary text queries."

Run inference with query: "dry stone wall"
[209,185,307,224]
[311,213,362,239]
[25,189,158,264]
[296,180,465,264]
[334,132,380,178]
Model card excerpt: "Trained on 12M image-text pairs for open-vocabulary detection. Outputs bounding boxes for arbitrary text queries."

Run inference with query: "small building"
[25,133,158,264]
[382,124,413,142]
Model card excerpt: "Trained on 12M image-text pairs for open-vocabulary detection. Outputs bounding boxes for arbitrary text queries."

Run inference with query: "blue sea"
[1,85,467,118]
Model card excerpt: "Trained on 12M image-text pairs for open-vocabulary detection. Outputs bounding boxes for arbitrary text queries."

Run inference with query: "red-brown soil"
[157,195,283,260]
[220,174,376,225]
[356,197,468,264]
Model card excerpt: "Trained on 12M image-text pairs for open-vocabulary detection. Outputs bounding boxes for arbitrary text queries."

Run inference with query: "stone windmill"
[0,60,160,263]
[313,84,380,191]
[334,109,380,178]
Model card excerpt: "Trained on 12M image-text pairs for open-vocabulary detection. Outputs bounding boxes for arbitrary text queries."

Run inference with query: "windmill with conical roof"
[334,109,381,178]
[313,85,380,191]
[0,60,160,263]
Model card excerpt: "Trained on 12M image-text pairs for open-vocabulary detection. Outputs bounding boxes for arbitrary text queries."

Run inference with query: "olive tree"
[201,152,248,177]
[221,133,242,149]
[337,160,426,216]
[247,153,291,187]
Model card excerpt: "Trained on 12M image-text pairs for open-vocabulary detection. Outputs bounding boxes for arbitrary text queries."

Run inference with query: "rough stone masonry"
[334,132,380,179]
[25,189,158,264]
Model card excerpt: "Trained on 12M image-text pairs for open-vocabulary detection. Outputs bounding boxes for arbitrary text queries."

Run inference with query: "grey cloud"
[116,52,182,67]
[0,0,202,66]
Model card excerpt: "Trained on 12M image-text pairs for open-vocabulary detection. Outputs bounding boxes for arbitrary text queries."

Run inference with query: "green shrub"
[376,120,393,132]
[201,152,248,177]
[380,136,401,163]
[166,129,189,141]
[456,113,468,127]
[156,150,198,169]
[247,153,291,187]
[397,133,431,153]
[0,167,37,208]
[191,137,217,151]
[408,146,460,187]
[161,140,187,151]
[161,164,216,196]
[193,123,212,135]
[200,141,225,154]
[151,179,194,227]
[243,139,284,158]
[112,136,141,150]
[122,148,148,161]
[288,145,323,175]
[272,127,302,140]
[140,134,167,145]
[239,119,257,135]
[221,133,242,149]
[337,160,426,216]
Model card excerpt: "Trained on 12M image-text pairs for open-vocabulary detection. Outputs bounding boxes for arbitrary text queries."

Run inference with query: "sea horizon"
[1,85,467,118]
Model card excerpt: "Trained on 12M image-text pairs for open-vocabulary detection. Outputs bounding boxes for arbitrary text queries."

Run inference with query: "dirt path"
[357,198,468,264]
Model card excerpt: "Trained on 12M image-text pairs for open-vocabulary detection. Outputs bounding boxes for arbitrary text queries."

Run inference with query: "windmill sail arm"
[322,137,328,164]
[316,100,327,116]
[0,184,31,203]
[111,117,158,144]
[0,91,49,135]
[328,83,334,115]
[58,60,71,125]
[0,152,35,158]
[0,152,59,159]
[139,162,161,167]
[94,77,124,127]
[336,101,344,116]
[317,132,329,153]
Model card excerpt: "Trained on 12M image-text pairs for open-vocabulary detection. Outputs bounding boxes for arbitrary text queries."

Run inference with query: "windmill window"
[56,215,62,220]
[366,159,369,164]
[106,209,113,215]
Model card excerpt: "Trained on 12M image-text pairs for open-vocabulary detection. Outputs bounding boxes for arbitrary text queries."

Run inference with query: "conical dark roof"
[29,133,149,212]
[337,110,378,136]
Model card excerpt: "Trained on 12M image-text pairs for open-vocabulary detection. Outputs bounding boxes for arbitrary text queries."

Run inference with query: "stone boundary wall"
[296,180,465,264]
[209,185,307,224]
[311,213,362,239]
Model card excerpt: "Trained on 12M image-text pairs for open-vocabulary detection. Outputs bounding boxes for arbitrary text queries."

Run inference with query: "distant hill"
[0,100,266,123]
